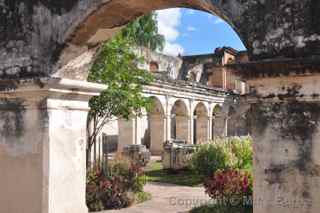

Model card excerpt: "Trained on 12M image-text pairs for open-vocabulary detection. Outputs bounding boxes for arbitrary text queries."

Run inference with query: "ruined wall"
[0,0,102,79]
[250,101,320,213]
[135,47,183,80]
[208,66,225,88]
[2,0,319,80]
[180,54,221,82]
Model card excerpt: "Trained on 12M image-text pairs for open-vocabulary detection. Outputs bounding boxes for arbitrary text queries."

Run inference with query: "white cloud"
[163,43,185,56]
[187,10,195,15]
[187,26,197,32]
[157,8,182,42]
[207,15,225,24]
[156,8,184,56]
[207,14,214,19]
[214,17,224,24]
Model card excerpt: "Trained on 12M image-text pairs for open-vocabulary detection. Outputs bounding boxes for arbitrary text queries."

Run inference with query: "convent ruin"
[89,46,249,161]
[1,1,320,213]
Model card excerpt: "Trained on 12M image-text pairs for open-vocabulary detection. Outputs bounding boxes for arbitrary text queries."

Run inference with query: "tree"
[87,13,165,166]
[122,13,165,51]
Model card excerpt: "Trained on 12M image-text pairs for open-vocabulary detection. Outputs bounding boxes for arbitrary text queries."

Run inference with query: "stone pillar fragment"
[196,115,209,144]
[208,115,213,140]
[213,114,227,138]
[149,114,165,155]
[0,78,105,213]
[118,118,136,152]
[240,61,320,213]
[165,113,171,141]
[176,115,189,143]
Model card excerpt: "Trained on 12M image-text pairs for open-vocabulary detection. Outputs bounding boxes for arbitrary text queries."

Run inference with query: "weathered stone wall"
[0,0,102,79]
[2,0,319,80]
[239,66,320,213]
[250,101,320,213]
[136,47,183,80]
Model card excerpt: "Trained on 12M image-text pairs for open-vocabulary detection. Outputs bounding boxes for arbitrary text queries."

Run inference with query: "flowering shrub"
[86,157,146,211]
[223,137,253,170]
[190,137,253,177]
[190,143,231,177]
[204,169,252,205]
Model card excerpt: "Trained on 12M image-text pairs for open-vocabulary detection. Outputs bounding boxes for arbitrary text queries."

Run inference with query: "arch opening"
[193,102,209,144]
[171,100,189,143]
[69,1,240,47]
[53,1,251,80]
[211,104,225,139]
[147,97,165,155]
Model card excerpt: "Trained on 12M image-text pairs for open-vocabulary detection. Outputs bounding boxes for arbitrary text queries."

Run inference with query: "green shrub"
[190,143,231,177]
[228,137,252,170]
[198,169,253,213]
[190,137,253,177]
[86,156,146,211]
[108,157,145,193]
[204,169,252,201]
[134,191,152,204]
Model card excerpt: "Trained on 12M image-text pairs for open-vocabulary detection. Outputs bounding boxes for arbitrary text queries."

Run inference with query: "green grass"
[144,161,203,187]
[134,191,152,204]
[191,204,252,213]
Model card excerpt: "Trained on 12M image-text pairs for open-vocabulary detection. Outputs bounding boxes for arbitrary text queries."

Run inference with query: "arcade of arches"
[89,47,243,158]
[1,1,320,213]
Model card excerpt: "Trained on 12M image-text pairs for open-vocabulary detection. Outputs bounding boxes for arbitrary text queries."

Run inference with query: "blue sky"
[156,8,246,56]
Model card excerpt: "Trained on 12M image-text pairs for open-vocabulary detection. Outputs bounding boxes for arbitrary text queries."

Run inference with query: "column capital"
[0,77,105,98]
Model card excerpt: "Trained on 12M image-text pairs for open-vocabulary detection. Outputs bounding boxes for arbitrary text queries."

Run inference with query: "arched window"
[149,61,159,72]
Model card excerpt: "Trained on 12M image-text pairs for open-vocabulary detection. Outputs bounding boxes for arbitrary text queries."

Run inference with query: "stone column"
[209,115,213,140]
[213,114,227,138]
[176,115,189,143]
[118,118,136,152]
[239,61,320,213]
[0,78,105,213]
[190,114,195,144]
[149,114,165,155]
[196,115,209,144]
[165,113,171,141]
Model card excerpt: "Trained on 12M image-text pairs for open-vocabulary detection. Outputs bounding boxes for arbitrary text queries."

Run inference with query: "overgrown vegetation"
[134,191,152,204]
[204,169,252,202]
[190,137,253,177]
[191,137,253,213]
[144,137,253,188]
[190,143,230,177]
[86,156,148,211]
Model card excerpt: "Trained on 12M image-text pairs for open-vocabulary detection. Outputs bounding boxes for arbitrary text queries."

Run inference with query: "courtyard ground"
[144,159,203,187]
[102,182,210,213]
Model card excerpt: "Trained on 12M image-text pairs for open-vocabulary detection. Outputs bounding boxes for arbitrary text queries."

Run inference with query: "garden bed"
[144,161,203,187]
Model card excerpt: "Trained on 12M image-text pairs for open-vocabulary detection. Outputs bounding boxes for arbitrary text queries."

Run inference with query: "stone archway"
[193,102,209,144]
[171,100,190,143]
[148,97,165,155]
[3,1,319,81]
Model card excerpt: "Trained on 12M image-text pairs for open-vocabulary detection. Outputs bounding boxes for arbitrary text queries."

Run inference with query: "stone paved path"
[102,182,211,213]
